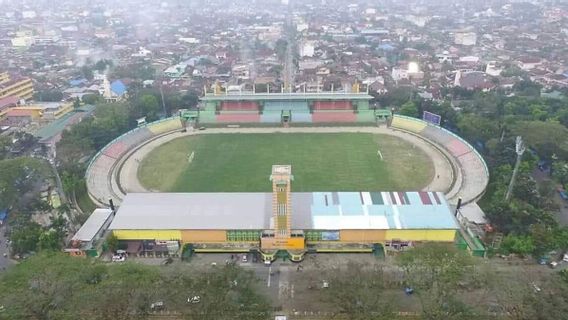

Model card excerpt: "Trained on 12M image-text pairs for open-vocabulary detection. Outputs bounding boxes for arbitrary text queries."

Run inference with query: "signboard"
[422,111,441,126]
[321,231,340,241]
[261,237,305,250]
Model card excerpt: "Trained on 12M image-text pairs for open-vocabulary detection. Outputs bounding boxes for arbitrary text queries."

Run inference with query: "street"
[0,225,15,271]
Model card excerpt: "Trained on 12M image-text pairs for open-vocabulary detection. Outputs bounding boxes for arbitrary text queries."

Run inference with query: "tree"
[33,90,64,102]
[397,243,476,319]
[399,101,419,118]
[457,114,499,143]
[81,93,104,105]
[501,234,536,256]
[37,230,61,251]
[0,136,12,160]
[81,65,94,81]
[552,161,568,185]
[105,233,119,253]
[181,92,199,109]
[322,262,396,320]
[10,220,42,255]
[133,94,161,121]
[73,97,80,109]
[510,121,568,159]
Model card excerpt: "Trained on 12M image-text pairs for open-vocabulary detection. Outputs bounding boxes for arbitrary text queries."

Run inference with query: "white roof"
[313,216,389,230]
[72,209,113,242]
[458,203,487,224]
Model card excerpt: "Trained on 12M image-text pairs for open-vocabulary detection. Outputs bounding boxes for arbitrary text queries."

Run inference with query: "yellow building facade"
[0,73,34,101]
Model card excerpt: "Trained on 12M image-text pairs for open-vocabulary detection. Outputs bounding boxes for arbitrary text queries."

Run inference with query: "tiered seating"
[121,128,154,147]
[264,101,309,113]
[312,110,357,123]
[216,113,260,123]
[420,126,454,145]
[103,141,127,159]
[446,139,471,158]
[260,112,282,123]
[86,154,119,205]
[292,112,312,123]
[148,119,182,135]
[313,101,352,110]
[390,116,427,133]
[221,101,259,111]
[198,111,217,123]
[457,152,490,202]
[357,110,376,122]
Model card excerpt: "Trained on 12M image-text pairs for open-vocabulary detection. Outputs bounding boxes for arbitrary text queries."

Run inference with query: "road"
[532,168,568,225]
[0,225,15,271]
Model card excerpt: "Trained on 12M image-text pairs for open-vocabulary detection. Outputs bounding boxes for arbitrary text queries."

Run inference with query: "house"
[65,208,114,257]
[517,57,542,71]
[454,70,494,90]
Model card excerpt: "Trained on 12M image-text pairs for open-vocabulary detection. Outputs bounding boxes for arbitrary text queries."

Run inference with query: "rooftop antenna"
[505,136,525,201]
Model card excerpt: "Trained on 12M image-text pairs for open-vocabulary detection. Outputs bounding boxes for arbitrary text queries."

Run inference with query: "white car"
[563,253,568,262]
[112,255,126,262]
[188,296,200,304]
[242,254,248,263]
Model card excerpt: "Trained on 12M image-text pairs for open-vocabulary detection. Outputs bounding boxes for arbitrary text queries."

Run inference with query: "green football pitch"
[137,133,434,192]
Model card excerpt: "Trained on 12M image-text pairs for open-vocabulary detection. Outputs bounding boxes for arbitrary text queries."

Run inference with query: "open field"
[137,133,434,192]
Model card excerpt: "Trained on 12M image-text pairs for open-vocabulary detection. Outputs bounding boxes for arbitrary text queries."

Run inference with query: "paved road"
[533,168,568,225]
[0,225,15,271]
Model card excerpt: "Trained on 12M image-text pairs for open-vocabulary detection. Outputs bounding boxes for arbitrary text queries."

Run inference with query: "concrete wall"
[340,230,386,242]
[181,230,227,242]
[385,229,457,242]
[113,229,181,240]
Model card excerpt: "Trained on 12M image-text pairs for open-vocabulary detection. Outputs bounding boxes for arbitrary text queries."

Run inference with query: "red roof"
[6,109,33,117]
[0,96,19,111]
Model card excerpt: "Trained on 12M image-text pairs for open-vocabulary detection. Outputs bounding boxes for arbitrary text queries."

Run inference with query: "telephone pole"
[505,136,525,201]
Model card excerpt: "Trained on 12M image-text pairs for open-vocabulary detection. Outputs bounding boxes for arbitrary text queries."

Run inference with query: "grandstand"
[86,117,183,206]
[313,101,352,110]
[389,115,489,204]
[198,92,376,124]
[312,110,357,123]
[221,101,259,111]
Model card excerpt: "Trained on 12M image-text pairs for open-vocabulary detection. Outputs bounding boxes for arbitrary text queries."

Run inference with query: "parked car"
[151,301,165,311]
[558,187,568,201]
[563,253,568,262]
[241,254,248,263]
[187,296,201,304]
[112,255,126,262]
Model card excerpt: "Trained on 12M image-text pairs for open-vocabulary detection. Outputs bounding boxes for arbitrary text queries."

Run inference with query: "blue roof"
[0,208,8,221]
[309,191,459,230]
[69,78,88,87]
[378,44,395,51]
[111,80,127,96]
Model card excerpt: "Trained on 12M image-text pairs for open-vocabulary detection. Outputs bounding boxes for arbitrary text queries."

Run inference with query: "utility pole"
[505,136,525,201]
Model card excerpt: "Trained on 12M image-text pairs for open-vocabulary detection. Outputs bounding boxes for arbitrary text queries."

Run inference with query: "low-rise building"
[0,72,34,102]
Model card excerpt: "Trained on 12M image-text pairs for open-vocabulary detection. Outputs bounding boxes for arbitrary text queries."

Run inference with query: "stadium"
[82,92,489,260]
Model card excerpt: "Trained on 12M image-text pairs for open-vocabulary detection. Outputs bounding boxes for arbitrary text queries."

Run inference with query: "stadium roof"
[109,192,458,231]
[200,92,373,101]
[72,208,113,242]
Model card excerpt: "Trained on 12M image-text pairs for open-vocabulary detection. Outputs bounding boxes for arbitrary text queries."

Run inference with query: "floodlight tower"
[505,136,526,201]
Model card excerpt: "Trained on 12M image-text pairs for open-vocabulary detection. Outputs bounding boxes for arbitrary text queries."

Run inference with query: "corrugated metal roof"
[72,208,113,242]
[201,92,373,101]
[110,192,458,231]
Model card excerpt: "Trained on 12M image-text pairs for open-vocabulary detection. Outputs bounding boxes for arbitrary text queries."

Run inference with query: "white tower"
[103,74,112,100]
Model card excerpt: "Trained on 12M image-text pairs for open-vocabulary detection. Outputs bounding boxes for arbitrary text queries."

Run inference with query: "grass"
[138,133,434,192]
